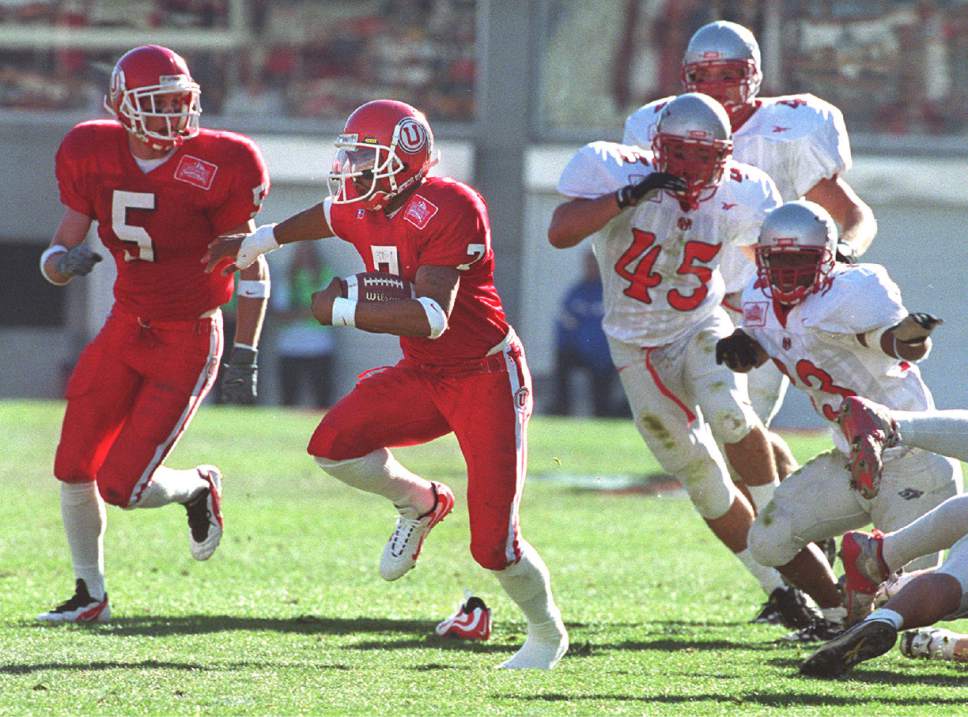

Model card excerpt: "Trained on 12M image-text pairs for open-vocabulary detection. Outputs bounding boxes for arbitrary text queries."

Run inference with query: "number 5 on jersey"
[112,190,155,262]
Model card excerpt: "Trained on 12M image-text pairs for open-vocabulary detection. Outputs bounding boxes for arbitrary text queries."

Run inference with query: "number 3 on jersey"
[112,190,155,262]
[614,228,721,311]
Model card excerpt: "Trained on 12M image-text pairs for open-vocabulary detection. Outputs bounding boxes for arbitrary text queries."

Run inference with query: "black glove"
[615,172,687,210]
[56,245,102,277]
[221,346,258,405]
[715,330,762,372]
[893,313,943,343]
[835,242,857,264]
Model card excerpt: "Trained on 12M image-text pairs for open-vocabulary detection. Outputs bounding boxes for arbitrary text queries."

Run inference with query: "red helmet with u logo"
[328,99,437,211]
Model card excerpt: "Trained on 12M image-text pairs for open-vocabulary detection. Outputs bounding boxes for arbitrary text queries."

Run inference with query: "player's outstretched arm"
[805,176,877,257]
[311,265,459,339]
[204,203,336,274]
[548,173,686,248]
[40,207,101,286]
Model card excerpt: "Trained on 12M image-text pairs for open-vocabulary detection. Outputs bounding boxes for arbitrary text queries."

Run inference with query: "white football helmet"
[755,200,839,305]
[652,92,732,207]
[682,21,762,115]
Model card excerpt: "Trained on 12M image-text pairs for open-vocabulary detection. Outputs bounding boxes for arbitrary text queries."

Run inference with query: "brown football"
[341,271,415,302]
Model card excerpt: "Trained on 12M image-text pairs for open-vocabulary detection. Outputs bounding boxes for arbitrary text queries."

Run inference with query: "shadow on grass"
[609,638,779,652]
[768,656,968,687]
[30,614,437,637]
[508,692,968,707]
[1,659,354,676]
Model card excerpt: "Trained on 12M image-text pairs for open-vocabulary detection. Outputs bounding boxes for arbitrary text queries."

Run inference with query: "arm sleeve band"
[39,245,70,286]
[417,296,448,339]
[237,278,270,299]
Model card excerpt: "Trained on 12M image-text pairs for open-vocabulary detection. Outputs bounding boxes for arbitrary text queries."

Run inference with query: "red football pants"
[54,309,222,507]
[308,338,533,570]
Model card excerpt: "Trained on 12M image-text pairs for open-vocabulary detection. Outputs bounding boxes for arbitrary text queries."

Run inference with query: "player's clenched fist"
[311,278,344,326]
[715,329,767,373]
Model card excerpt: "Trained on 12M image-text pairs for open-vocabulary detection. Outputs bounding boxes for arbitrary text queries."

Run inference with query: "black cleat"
[37,579,110,623]
[781,617,846,644]
[800,619,898,677]
[753,586,823,630]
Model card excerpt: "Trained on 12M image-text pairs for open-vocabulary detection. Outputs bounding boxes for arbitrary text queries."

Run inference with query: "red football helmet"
[104,45,201,151]
[328,99,437,211]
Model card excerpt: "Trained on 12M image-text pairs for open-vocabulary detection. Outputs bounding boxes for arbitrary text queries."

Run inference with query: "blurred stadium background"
[0,0,965,429]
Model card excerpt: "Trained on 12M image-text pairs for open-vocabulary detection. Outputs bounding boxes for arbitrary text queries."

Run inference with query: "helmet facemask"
[755,243,833,305]
[652,132,731,207]
[106,72,201,151]
[328,118,434,212]
[682,59,761,116]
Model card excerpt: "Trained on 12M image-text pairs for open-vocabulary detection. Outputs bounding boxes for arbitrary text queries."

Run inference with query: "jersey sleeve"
[791,96,852,198]
[556,142,634,198]
[726,164,782,248]
[208,135,270,235]
[416,187,491,269]
[806,264,907,335]
[54,125,95,218]
[622,97,671,147]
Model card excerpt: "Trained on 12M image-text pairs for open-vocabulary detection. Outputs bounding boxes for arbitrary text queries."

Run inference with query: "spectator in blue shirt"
[552,252,622,417]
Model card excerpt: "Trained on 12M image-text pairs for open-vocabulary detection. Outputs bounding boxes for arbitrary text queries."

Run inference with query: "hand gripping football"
[341,271,415,303]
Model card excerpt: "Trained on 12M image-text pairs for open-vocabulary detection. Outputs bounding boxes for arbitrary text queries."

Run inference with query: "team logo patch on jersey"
[782,337,792,350]
[772,126,790,133]
[174,155,218,190]
[403,195,439,230]
[743,301,769,327]
[898,488,924,501]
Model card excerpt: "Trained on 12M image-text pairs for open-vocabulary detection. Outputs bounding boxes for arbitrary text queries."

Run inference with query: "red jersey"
[55,121,269,321]
[328,176,509,365]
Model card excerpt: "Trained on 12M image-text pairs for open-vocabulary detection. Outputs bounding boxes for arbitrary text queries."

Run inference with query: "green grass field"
[2,400,966,716]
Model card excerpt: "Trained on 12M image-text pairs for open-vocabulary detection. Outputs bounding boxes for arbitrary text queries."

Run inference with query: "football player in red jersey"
[37,45,270,623]
[205,99,568,669]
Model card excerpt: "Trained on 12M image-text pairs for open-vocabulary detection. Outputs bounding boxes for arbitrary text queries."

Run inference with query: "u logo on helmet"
[397,118,427,154]
[110,67,125,102]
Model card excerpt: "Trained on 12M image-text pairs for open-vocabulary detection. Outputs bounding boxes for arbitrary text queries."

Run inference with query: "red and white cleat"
[186,465,223,561]
[380,482,455,581]
[841,529,890,624]
[37,579,110,624]
[435,593,492,640]
[838,396,899,499]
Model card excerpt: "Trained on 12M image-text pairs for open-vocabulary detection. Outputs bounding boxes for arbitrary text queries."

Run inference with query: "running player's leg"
[445,340,566,669]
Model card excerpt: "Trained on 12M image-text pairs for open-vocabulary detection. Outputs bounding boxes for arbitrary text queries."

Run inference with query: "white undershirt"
[133,149,176,174]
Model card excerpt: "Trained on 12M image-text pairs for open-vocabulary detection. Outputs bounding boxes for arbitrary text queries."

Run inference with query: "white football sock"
[734,547,786,594]
[822,605,847,626]
[132,466,207,508]
[747,481,778,514]
[492,541,568,669]
[315,449,434,518]
[894,410,968,462]
[882,494,968,571]
[60,482,106,600]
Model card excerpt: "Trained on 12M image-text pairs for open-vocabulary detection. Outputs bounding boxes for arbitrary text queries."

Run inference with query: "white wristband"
[237,278,270,298]
[331,297,357,328]
[863,324,891,350]
[236,224,279,270]
[417,296,448,339]
[40,245,70,286]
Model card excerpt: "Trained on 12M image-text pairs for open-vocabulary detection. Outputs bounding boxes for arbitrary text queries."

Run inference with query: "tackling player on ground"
[38,45,270,622]
[549,93,835,630]
[799,398,968,675]
[205,99,568,669]
[719,200,961,639]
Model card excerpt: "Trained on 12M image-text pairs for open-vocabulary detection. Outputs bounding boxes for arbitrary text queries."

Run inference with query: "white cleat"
[185,465,223,561]
[37,579,110,624]
[498,617,569,669]
[380,482,454,581]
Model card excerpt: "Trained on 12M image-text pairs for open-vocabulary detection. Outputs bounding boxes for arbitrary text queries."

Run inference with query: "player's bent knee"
[307,422,366,462]
[679,457,737,520]
[95,479,130,507]
[749,505,800,567]
[707,407,757,446]
[470,540,510,571]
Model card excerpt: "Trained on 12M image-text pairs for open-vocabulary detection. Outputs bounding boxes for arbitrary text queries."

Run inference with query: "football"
[341,271,415,303]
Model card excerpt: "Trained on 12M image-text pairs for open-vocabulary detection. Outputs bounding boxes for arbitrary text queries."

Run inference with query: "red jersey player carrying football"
[37,45,270,622]
[205,99,568,669]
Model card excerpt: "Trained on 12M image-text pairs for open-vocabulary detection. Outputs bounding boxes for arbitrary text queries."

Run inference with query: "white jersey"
[625,93,851,293]
[557,141,780,347]
[740,263,933,451]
